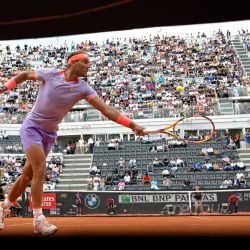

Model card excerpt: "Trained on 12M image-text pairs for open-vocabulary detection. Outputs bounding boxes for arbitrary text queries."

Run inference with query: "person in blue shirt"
[245,129,250,148]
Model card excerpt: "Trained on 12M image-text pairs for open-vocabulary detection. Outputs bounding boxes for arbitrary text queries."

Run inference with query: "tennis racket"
[144,115,215,144]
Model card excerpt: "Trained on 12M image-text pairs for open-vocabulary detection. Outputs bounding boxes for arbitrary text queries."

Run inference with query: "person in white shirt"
[123,172,131,184]
[89,165,98,175]
[207,147,214,155]
[129,158,137,168]
[93,179,100,191]
[220,177,232,189]
[162,168,170,178]
[176,157,184,168]
[88,137,94,153]
[93,174,101,183]
[236,161,245,170]
[78,137,85,154]
[236,172,244,180]
[230,161,237,170]
[201,147,208,156]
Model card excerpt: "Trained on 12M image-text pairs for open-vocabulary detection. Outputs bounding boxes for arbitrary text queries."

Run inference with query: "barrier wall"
[23,189,250,217]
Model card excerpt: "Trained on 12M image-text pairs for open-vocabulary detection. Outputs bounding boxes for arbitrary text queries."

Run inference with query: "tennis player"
[0,51,146,235]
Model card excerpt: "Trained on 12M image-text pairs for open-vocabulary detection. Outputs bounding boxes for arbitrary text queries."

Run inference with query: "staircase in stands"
[232,36,250,78]
[237,148,250,170]
[56,154,92,190]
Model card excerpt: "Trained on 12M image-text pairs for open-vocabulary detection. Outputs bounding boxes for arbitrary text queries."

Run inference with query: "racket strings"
[176,116,215,143]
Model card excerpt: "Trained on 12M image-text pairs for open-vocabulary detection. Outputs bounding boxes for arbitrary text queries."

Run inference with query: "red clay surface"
[1,214,250,238]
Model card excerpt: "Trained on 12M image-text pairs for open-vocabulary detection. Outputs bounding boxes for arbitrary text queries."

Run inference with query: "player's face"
[74,55,91,76]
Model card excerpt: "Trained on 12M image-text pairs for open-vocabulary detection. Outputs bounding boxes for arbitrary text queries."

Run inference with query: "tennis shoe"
[33,215,58,235]
[0,202,10,230]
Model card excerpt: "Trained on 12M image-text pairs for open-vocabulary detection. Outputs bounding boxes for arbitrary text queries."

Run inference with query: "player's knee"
[33,166,46,180]
[22,172,33,183]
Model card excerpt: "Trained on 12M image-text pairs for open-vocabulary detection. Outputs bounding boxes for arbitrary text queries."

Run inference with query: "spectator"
[239,176,247,188]
[89,165,98,176]
[106,198,117,215]
[162,176,172,188]
[108,139,117,150]
[245,129,250,148]
[117,179,125,190]
[152,158,160,168]
[88,137,94,153]
[192,185,203,215]
[129,158,137,168]
[123,172,131,185]
[236,160,245,170]
[193,162,201,172]
[227,193,239,213]
[142,172,151,185]
[147,163,154,174]
[220,177,233,189]
[183,178,191,190]
[227,136,236,149]
[162,168,170,178]
[104,175,113,186]
[234,133,241,149]
[150,178,159,190]
[75,192,83,216]
[232,177,240,188]
[117,157,125,168]
[86,176,93,190]
[203,161,213,171]
[212,162,222,171]
[93,179,100,191]
[77,135,85,154]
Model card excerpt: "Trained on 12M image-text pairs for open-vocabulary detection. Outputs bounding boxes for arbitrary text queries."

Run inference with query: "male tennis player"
[0,51,146,235]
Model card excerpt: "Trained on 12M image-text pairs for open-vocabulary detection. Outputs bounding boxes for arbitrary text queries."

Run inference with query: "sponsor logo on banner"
[29,193,56,209]
[85,194,100,209]
[119,193,217,203]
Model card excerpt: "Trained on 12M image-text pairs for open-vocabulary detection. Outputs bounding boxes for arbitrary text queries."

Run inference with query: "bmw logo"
[85,194,100,209]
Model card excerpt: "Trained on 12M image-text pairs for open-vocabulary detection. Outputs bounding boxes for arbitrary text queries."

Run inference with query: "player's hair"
[65,50,87,68]
[66,50,86,62]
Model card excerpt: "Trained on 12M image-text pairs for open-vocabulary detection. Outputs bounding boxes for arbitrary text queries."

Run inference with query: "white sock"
[33,208,43,221]
[1,198,13,209]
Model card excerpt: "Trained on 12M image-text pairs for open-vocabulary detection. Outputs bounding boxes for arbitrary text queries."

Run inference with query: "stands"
[91,138,249,191]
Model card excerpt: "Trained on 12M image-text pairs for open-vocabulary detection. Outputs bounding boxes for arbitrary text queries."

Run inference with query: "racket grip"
[143,130,160,135]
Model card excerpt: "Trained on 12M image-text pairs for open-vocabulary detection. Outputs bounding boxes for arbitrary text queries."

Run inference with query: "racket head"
[161,116,215,144]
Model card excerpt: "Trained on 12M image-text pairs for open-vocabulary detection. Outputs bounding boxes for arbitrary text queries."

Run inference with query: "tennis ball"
[176,86,184,92]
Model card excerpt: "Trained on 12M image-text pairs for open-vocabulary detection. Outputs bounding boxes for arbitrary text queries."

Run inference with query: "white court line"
[191,217,211,220]
[8,222,31,227]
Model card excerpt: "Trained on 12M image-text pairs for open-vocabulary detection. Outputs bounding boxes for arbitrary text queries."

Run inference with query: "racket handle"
[143,130,161,135]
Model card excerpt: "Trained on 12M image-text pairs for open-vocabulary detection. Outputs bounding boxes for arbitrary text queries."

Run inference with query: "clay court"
[1,214,250,239]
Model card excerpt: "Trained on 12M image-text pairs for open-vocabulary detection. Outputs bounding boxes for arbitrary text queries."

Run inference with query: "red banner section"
[29,193,56,209]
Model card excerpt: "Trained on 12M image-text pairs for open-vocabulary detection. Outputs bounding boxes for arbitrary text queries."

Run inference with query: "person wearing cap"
[0,51,147,234]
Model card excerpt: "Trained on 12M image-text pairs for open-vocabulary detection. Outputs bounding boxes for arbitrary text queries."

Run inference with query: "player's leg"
[26,144,46,210]
[27,144,58,235]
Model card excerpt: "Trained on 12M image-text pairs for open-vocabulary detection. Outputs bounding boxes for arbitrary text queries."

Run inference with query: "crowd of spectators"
[1,28,250,192]
[0,155,26,184]
[44,156,63,190]
[0,29,250,124]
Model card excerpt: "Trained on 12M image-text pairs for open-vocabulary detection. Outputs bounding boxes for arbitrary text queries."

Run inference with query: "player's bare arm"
[87,96,146,136]
[0,71,37,93]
